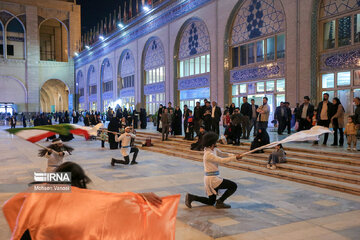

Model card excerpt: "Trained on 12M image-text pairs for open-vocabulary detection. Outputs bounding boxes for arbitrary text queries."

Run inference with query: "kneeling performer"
[111,126,139,166]
[185,132,242,209]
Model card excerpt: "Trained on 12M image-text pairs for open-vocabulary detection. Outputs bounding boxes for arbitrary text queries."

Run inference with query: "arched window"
[318,0,360,114]
[229,0,286,124]
[100,58,113,111]
[39,19,68,62]
[5,16,25,59]
[76,70,85,110]
[0,22,4,58]
[87,65,97,111]
[143,37,165,115]
[176,19,210,110]
[117,49,135,110]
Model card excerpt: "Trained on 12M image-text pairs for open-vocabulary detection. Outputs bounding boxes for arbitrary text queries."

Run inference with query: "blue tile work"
[144,82,165,95]
[179,20,210,60]
[177,74,210,90]
[230,61,284,83]
[119,87,135,97]
[120,50,135,78]
[144,37,165,71]
[75,0,213,69]
[320,47,360,71]
[320,0,360,18]
[231,0,285,46]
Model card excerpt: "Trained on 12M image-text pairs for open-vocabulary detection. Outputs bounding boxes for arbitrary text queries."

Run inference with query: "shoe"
[111,158,115,166]
[270,165,277,170]
[347,147,351,150]
[331,144,337,146]
[339,144,343,147]
[130,161,138,165]
[353,148,357,151]
[322,143,327,146]
[266,164,271,169]
[185,193,193,208]
[215,200,231,209]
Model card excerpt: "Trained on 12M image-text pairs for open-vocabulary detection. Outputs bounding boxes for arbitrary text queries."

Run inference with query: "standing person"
[38,138,73,172]
[240,96,252,139]
[296,96,314,131]
[167,102,174,113]
[161,109,170,141]
[229,103,236,115]
[183,105,190,139]
[185,132,242,209]
[354,97,360,148]
[72,110,78,123]
[157,104,164,133]
[250,99,258,136]
[111,126,139,165]
[211,101,222,136]
[84,113,90,126]
[344,116,358,151]
[315,93,334,145]
[169,109,174,135]
[274,102,286,135]
[116,107,123,119]
[22,114,27,128]
[284,102,292,134]
[331,97,345,146]
[193,102,203,136]
[203,109,212,132]
[185,110,194,140]
[108,117,120,149]
[256,97,270,131]
[173,106,183,135]
[139,108,147,129]
[10,116,16,128]
[230,108,242,145]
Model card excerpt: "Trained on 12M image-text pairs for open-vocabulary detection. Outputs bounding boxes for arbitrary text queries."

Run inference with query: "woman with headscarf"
[229,103,236,115]
[157,104,164,132]
[173,106,183,135]
[331,97,345,146]
[250,128,270,153]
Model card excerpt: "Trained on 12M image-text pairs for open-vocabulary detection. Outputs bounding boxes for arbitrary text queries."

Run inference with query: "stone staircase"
[134,131,360,196]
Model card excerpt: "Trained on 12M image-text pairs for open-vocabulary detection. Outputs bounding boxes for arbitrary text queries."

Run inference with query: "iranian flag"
[6,123,103,143]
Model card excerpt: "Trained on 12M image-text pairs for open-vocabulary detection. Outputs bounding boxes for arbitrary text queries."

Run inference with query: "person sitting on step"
[266,144,286,170]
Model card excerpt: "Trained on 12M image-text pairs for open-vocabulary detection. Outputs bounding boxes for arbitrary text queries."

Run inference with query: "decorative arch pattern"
[178,19,210,60]
[144,37,165,71]
[101,58,113,83]
[87,65,97,91]
[120,50,135,78]
[320,0,360,18]
[231,0,285,45]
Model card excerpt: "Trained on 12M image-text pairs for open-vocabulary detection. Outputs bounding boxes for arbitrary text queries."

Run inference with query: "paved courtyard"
[0,127,360,239]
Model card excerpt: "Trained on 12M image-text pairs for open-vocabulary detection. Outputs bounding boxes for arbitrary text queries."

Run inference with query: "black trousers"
[190,179,237,205]
[315,120,330,144]
[211,119,220,135]
[332,119,344,146]
[113,147,139,164]
[298,118,311,131]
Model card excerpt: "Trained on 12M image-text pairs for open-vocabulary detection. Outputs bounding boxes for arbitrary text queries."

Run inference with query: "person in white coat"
[185,132,242,209]
[111,126,139,166]
[38,138,73,172]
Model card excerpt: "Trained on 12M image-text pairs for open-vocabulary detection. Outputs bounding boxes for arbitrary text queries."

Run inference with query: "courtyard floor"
[0,126,360,239]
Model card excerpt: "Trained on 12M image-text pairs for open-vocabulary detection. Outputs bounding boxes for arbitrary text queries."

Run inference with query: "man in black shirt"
[240,96,252,139]
[193,102,203,136]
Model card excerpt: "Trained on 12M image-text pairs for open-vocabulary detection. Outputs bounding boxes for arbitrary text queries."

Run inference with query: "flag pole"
[33,142,61,155]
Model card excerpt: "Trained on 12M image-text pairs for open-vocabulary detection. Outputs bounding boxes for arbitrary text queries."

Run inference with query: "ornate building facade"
[75,0,360,119]
[0,0,80,114]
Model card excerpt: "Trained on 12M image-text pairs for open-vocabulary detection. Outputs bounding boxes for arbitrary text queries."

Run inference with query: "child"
[185,110,194,140]
[344,116,358,151]
[266,144,286,170]
[185,132,242,209]
[312,109,317,127]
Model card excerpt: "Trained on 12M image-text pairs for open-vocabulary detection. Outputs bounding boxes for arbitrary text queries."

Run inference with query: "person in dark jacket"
[284,102,292,134]
[229,103,236,115]
[22,114,27,128]
[173,106,182,135]
[230,108,242,145]
[157,105,164,132]
[193,102,203,136]
[274,102,286,134]
[240,97,252,139]
[250,99,259,136]
[315,93,334,145]
[250,128,270,153]
[183,105,190,139]
[296,96,314,131]
[210,101,222,136]
[140,108,147,129]
[191,126,206,151]
[108,117,120,149]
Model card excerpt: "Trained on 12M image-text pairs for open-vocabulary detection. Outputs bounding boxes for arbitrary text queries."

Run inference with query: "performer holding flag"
[38,138,73,172]
[111,126,139,166]
[185,132,242,209]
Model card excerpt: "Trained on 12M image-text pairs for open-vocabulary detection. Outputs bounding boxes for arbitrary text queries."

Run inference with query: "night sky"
[77,0,142,34]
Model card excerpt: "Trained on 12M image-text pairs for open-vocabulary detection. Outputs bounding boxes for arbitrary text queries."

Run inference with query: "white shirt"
[115,132,136,156]
[45,151,69,172]
[203,147,236,196]
[212,106,216,118]
[301,104,309,119]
